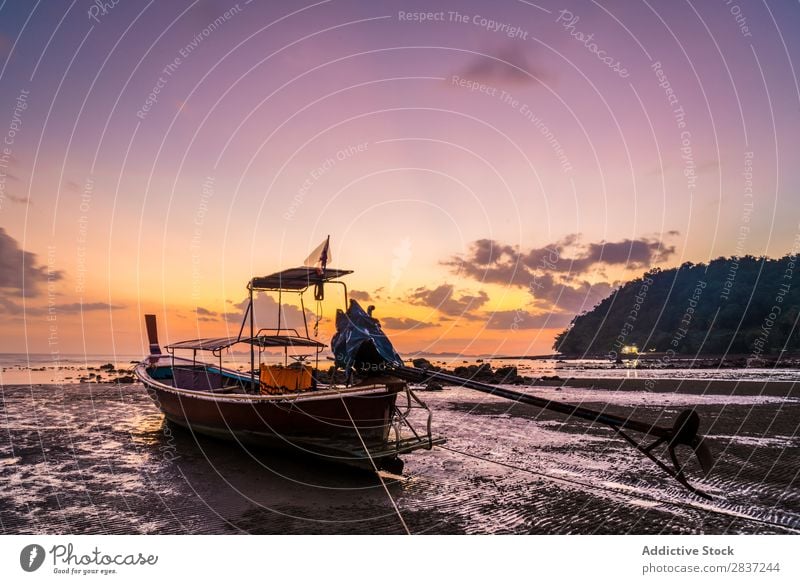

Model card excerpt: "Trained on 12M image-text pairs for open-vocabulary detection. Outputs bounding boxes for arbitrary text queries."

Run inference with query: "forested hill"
[553,255,800,357]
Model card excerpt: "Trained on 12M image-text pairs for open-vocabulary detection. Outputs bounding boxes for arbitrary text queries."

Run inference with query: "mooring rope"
[339,398,411,535]
[439,444,800,534]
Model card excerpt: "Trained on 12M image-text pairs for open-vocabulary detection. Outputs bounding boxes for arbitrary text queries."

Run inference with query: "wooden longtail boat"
[135,240,443,473]
[137,237,713,495]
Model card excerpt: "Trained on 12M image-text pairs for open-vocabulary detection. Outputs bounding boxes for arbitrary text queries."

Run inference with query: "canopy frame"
[240,266,352,390]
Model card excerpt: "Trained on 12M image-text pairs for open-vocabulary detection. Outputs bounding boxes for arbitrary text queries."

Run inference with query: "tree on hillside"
[553,255,800,357]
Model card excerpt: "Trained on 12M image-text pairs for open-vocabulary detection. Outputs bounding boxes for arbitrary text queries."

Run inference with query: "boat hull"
[135,360,412,468]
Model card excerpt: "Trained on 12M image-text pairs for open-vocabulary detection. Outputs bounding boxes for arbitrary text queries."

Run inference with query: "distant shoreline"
[406,358,800,393]
[3,378,797,399]
[3,353,799,386]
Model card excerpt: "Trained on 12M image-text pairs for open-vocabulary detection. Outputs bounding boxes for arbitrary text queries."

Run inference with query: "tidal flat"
[1,381,798,534]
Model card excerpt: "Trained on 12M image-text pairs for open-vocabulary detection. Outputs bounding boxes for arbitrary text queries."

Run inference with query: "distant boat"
[135,239,443,473]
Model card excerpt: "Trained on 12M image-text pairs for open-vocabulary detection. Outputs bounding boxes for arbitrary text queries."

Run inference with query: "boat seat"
[173,366,224,391]
[260,364,314,395]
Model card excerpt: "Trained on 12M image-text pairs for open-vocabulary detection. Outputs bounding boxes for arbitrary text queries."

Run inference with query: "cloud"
[566,238,675,272]
[350,289,372,302]
[0,297,27,315]
[191,306,220,322]
[451,234,675,279]
[225,292,316,332]
[380,316,439,330]
[443,234,675,315]
[457,43,549,86]
[55,302,125,313]
[0,299,124,316]
[533,275,615,314]
[484,309,576,330]
[3,193,29,205]
[407,284,489,319]
[0,228,62,296]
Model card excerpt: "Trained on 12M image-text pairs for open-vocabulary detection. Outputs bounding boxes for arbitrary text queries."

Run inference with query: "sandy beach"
[1,378,797,534]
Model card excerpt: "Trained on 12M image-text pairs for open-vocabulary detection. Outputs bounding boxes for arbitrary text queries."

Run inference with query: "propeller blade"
[693,437,715,477]
[670,409,700,446]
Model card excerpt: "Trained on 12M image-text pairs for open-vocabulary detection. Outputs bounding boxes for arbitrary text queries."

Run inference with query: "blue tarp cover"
[331,300,402,371]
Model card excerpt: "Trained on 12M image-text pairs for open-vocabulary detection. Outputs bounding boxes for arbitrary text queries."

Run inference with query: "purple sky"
[0,0,798,355]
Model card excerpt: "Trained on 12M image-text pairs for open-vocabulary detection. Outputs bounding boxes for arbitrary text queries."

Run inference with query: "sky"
[0,0,798,357]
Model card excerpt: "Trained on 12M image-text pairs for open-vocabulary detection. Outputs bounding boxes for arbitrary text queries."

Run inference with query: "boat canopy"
[250,266,353,291]
[166,334,325,353]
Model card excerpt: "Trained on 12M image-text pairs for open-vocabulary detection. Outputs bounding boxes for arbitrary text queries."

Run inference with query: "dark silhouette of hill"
[554,255,799,357]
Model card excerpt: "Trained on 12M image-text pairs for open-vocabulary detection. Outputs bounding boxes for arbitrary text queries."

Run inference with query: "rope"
[439,445,800,534]
[313,301,322,337]
[340,398,410,535]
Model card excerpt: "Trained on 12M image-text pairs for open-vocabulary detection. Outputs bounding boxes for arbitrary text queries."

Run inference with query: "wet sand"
[534,376,800,396]
[0,381,798,534]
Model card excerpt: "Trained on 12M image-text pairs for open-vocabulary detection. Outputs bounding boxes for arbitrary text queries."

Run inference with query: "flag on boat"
[304,235,331,275]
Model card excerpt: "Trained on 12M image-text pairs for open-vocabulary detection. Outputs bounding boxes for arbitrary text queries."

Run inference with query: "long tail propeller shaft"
[393,366,714,499]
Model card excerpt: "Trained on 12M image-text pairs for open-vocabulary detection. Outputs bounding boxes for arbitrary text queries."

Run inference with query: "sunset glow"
[1,1,798,357]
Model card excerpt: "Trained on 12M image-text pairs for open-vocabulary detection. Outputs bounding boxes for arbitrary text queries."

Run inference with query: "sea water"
[2,353,799,385]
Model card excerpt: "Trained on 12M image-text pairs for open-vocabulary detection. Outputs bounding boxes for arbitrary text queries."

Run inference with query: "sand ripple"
[0,382,797,534]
